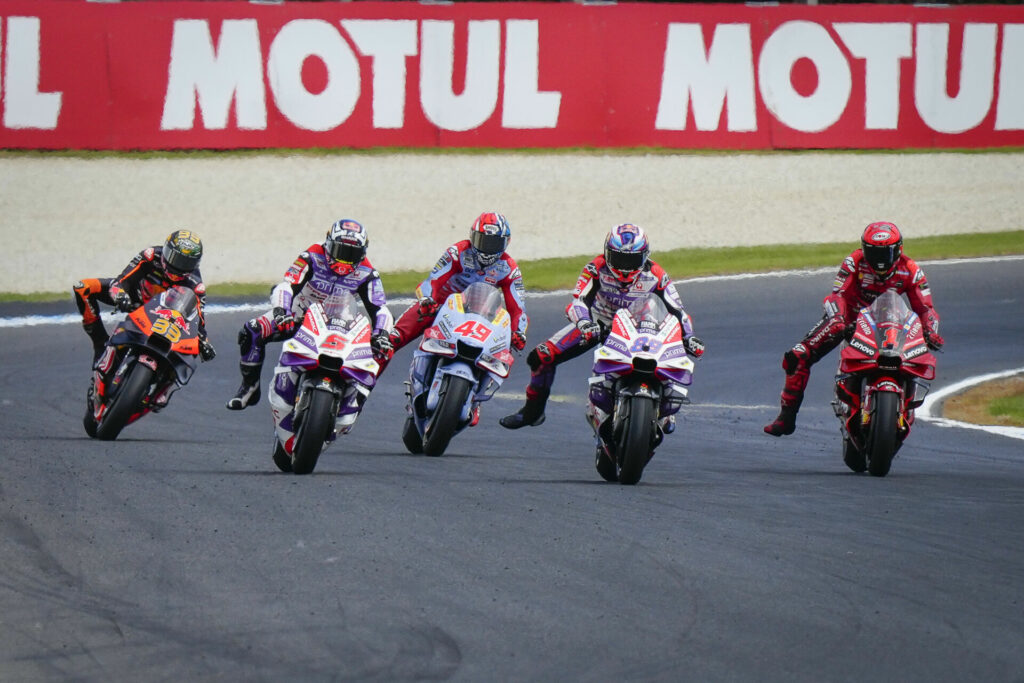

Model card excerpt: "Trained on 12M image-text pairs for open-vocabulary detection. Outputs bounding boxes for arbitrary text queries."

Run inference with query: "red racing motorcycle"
[832,289,937,477]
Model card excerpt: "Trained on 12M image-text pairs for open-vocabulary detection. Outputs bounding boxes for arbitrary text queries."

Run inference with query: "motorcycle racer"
[763,222,944,437]
[377,211,529,376]
[226,219,394,410]
[73,229,215,363]
[500,223,704,430]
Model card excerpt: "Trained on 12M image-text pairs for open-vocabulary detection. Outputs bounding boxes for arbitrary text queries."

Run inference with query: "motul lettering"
[161,18,561,132]
[0,16,62,129]
[656,20,1023,134]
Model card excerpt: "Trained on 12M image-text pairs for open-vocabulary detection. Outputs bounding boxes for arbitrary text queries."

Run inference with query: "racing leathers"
[226,244,393,409]
[499,255,702,429]
[378,239,528,373]
[764,250,941,436]
[74,245,211,362]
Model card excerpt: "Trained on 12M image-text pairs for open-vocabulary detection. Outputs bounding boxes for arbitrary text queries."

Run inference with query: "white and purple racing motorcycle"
[268,291,379,474]
[586,294,696,484]
[402,282,517,457]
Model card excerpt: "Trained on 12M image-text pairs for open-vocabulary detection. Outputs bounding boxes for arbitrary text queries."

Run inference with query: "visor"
[163,249,200,275]
[471,230,508,256]
[605,247,646,273]
[327,239,366,264]
[863,244,898,272]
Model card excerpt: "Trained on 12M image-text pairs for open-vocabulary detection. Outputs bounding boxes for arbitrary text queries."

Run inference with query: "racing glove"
[370,332,394,363]
[112,288,133,312]
[924,329,944,352]
[199,337,217,362]
[684,335,705,359]
[576,319,600,344]
[511,330,527,352]
[272,307,296,334]
[417,296,440,321]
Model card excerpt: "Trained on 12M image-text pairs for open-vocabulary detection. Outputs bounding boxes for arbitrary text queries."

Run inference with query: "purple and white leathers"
[586,293,695,484]
[227,219,393,411]
[268,290,380,474]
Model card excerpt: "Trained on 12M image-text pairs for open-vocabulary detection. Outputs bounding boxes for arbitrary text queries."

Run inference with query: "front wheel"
[617,396,657,485]
[290,388,336,475]
[402,416,424,454]
[95,363,154,441]
[843,437,866,473]
[422,375,473,457]
[866,392,899,477]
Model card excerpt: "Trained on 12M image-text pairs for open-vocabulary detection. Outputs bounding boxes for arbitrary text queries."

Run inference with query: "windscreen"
[160,285,199,320]
[461,282,505,319]
[868,289,911,328]
[322,290,362,331]
[628,294,669,331]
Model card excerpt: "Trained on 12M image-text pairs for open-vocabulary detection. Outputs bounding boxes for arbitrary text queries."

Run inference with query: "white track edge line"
[919,367,1024,442]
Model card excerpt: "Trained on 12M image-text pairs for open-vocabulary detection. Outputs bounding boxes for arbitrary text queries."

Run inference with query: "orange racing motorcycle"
[84,286,202,440]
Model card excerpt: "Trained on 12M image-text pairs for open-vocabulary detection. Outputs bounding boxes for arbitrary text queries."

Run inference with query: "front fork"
[833,373,913,449]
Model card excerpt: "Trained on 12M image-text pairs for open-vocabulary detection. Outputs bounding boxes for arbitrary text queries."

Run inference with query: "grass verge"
[3,229,1022,303]
[943,375,1024,428]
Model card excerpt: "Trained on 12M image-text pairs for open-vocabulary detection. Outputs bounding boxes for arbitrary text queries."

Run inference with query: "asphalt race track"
[2,259,1022,681]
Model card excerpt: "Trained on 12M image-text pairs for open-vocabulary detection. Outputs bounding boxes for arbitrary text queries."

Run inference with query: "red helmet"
[861,222,902,279]
[469,212,511,267]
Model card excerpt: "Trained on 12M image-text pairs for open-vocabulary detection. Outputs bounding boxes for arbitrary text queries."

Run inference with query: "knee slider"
[527,342,556,371]
[782,344,809,375]
[238,319,263,351]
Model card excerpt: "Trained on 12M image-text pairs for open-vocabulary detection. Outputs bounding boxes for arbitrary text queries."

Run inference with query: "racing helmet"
[469,212,511,267]
[325,219,369,275]
[604,223,650,284]
[861,222,903,279]
[162,230,203,282]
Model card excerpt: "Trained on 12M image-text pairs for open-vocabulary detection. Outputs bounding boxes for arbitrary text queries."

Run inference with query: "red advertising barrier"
[0,1,1022,150]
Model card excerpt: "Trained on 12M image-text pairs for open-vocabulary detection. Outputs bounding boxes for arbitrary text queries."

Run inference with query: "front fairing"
[839,290,936,380]
[592,295,694,387]
[106,285,201,385]
[278,293,379,388]
[418,283,515,381]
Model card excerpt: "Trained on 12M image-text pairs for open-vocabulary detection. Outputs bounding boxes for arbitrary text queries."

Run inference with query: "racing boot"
[83,320,109,364]
[499,388,548,429]
[226,364,262,410]
[764,392,802,437]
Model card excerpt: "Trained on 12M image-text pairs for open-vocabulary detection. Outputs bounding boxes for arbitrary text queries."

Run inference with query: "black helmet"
[162,230,203,279]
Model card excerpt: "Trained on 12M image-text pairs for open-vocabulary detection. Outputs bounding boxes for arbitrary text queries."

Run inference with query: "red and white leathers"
[518,255,695,408]
[237,244,393,373]
[767,250,940,433]
[383,239,528,365]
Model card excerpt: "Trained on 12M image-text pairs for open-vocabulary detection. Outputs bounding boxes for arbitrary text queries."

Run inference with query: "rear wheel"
[866,392,899,477]
[422,375,473,457]
[290,389,335,475]
[402,416,424,454]
[617,396,656,485]
[96,363,154,441]
[272,439,292,473]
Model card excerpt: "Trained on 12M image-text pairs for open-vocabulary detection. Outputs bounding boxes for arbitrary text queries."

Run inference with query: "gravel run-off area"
[2,151,1022,294]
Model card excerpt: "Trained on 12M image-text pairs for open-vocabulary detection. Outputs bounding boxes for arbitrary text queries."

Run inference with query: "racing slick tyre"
[595,446,618,482]
[272,439,292,473]
[290,389,335,475]
[422,375,473,457]
[402,416,424,455]
[83,387,99,439]
[866,392,899,478]
[842,437,867,473]
[617,396,657,485]
[96,363,154,441]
